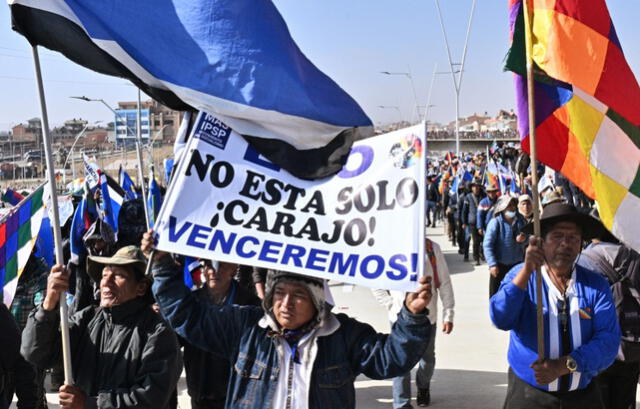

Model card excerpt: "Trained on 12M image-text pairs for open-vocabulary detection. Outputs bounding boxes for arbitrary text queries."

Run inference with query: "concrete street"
[14,224,639,408]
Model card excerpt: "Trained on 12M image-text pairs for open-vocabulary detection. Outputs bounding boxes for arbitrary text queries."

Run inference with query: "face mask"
[504,210,517,219]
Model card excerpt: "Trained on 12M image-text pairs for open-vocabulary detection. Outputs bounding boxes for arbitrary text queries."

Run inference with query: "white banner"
[155,113,426,291]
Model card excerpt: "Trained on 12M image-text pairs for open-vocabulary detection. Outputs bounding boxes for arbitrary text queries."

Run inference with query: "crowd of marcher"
[0,139,638,409]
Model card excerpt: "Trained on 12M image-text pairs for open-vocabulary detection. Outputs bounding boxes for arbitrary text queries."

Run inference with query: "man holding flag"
[490,203,619,408]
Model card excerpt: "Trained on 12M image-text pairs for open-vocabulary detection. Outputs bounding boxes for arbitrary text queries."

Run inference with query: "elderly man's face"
[203,261,237,292]
[100,265,146,308]
[487,190,498,200]
[543,221,582,274]
[272,282,316,330]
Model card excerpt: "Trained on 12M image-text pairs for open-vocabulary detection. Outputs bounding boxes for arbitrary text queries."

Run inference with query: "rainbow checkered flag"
[507,0,640,251]
[1,183,50,306]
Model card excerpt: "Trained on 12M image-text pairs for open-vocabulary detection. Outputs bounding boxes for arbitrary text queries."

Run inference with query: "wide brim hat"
[87,245,148,283]
[493,195,517,215]
[485,183,499,192]
[522,203,602,240]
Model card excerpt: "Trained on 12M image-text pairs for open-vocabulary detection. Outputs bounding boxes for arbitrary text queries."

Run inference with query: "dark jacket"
[152,256,431,409]
[183,281,261,403]
[462,193,484,227]
[21,297,181,409]
[0,304,20,407]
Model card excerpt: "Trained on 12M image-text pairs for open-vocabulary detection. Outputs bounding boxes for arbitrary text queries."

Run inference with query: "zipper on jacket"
[285,353,294,409]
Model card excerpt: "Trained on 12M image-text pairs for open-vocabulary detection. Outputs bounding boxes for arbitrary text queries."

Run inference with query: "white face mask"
[504,210,517,219]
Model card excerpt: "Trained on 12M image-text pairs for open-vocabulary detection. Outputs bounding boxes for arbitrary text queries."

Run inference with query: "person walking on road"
[372,238,455,408]
[490,203,620,409]
[483,195,527,298]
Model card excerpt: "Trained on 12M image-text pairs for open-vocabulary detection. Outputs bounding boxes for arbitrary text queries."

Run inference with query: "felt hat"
[522,203,602,240]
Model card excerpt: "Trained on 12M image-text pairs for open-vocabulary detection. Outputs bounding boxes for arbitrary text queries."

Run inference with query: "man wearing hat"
[21,246,182,409]
[476,182,500,236]
[490,203,620,409]
[144,232,434,409]
[517,194,533,223]
[461,178,486,264]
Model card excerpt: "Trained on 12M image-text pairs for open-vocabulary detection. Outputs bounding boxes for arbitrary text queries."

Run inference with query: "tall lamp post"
[434,0,477,157]
[377,105,403,126]
[380,70,420,123]
[63,121,101,182]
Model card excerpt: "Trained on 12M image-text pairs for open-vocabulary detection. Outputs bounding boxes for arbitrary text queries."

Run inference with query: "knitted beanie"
[262,270,325,324]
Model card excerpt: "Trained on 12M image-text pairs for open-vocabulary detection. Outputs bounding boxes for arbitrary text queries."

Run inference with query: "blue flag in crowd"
[163,159,175,185]
[35,215,54,269]
[99,173,125,235]
[147,172,163,229]
[10,0,373,179]
[119,167,138,201]
[69,189,98,263]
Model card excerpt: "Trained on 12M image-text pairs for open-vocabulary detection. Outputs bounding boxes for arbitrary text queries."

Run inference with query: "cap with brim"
[87,245,147,283]
[485,183,499,192]
[518,194,532,203]
[522,203,602,240]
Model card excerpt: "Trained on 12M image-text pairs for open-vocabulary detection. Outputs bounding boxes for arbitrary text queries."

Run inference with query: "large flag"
[1,183,49,306]
[507,0,640,251]
[9,0,373,179]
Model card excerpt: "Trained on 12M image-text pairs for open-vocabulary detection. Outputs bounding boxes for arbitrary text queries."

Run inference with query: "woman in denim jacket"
[142,231,433,409]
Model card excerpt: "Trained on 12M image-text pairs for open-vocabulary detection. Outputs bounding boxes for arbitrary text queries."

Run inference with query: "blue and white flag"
[10,0,373,179]
[119,166,138,201]
[99,172,125,235]
[147,170,162,229]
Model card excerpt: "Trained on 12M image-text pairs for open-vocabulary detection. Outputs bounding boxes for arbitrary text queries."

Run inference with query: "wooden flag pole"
[31,45,74,383]
[522,0,545,360]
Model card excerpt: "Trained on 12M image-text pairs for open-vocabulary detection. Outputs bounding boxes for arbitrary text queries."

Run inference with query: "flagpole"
[31,45,73,384]
[135,89,151,229]
[522,0,544,360]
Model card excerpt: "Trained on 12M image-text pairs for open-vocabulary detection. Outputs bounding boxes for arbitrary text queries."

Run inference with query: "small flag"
[1,188,24,206]
[99,172,125,235]
[119,166,138,201]
[69,184,98,264]
[147,170,163,229]
[1,183,50,306]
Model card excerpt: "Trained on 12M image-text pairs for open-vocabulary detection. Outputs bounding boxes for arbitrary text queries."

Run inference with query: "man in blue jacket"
[143,231,433,409]
[490,203,620,409]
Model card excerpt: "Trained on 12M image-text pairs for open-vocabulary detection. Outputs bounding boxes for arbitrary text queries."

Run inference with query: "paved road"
[14,224,639,408]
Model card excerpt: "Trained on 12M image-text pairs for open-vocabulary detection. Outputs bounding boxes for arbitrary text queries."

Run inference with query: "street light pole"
[377,105,403,125]
[434,0,477,157]
[380,71,420,123]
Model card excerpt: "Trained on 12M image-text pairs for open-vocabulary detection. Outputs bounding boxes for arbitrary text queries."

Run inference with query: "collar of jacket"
[101,297,150,323]
[258,306,340,338]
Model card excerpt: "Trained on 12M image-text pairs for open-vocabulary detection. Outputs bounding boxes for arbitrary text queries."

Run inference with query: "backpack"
[582,244,640,362]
